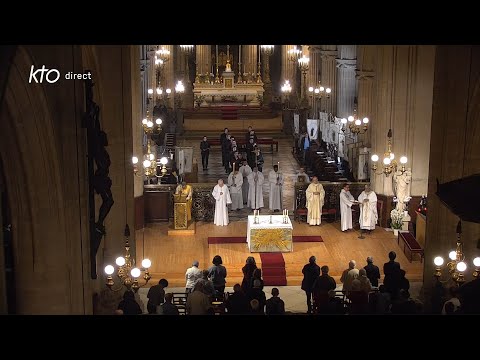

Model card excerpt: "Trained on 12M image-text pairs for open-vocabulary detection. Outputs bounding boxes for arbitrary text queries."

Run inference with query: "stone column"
[160,45,175,108]
[243,45,258,81]
[356,45,377,148]
[195,45,211,78]
[281,45,297,90]
[336,45,357,119]
[307,46,321,117]
[320,46,338,116]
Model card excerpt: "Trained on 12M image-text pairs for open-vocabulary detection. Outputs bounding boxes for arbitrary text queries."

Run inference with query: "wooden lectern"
[173,194,188,229]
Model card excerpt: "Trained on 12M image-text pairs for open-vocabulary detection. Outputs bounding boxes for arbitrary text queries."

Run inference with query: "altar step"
[260,253,287,286]
[221,106,238,120]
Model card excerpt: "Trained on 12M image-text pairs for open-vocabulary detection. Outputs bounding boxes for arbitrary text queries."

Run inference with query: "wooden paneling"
[144,191,170,222]
[136,220,424,288]
[134,195,144,230]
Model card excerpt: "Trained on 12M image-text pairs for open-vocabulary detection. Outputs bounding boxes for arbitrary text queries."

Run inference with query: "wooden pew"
[398,231,424,263]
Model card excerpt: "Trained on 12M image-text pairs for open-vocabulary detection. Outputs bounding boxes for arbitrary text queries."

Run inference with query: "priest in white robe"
[358,184,378,232]
[239,159,252,205]
[212,179,232,226]
[340,183,357,232]
[247,167,264,210]
[228,166,243,211]
[268,164,283,211]
[305,176,325,225]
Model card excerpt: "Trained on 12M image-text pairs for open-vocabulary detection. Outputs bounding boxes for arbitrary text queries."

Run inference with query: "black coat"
[301,263,321,292]
[364,263,381,287]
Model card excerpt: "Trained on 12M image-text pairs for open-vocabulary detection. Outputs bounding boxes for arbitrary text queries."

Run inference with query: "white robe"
[228,172,243,210]
[247,171,264,209]
[358,191,378,230]
[240,164,252,204]
[305,182,325,225]
[340,189,355,231]
[212,184,232,226]
[268,170,283,210]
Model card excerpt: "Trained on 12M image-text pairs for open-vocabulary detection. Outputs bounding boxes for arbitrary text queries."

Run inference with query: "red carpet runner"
[207,235,323,245]
[260,253,287,286]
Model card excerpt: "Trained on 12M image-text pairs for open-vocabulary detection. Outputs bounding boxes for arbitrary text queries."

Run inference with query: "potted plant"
[390,208,404,236]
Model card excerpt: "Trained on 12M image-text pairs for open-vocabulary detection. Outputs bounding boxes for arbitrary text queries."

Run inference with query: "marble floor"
[176,137,299,215]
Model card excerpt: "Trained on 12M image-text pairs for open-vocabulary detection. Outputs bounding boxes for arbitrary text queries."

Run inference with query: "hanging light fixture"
[371,129,408,176]
[433,221,480,285]
[341,107,369,135]
[141,109,162,135]
[104,224,152,292]
[132,141,169,178]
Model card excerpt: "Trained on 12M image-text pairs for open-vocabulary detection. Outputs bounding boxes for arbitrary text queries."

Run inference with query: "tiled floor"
[177,137,299,212]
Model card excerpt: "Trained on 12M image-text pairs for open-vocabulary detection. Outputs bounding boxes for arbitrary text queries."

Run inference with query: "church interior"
[0,45,479,315]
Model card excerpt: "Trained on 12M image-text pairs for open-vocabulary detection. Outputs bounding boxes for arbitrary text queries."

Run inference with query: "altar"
[246,215,293,253]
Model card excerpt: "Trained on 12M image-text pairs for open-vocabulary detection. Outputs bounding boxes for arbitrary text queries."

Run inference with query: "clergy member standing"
[212,179,232,226]
[268,164,283,212]
[305,176,325,225]
[175,181,193,221]
[239,159,252,205]
[340,183,357,232]
[228,166,243,211]
[247,167,264,210]
[358,184,378,233]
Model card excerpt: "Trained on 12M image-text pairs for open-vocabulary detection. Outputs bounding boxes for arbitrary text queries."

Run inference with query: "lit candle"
[278,161,280,172]
[216,45,218,70]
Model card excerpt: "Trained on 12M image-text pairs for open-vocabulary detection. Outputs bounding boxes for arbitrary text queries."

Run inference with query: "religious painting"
[307,119,319,140]
[175,146,194,174]
[338,133,345,158]
[358,150,369,181]
[225,78,233,88]
[293,113,300,134]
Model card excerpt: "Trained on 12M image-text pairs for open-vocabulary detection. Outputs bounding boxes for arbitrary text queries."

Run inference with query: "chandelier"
[141,109,162,134]
[433,221,480,285]
[281,80,292,109]
[287,46,302,62]
[341,107,369,134]
[371,129,408,176]
[132,140,169,178]
[308,82,331,118]
[104,224,152,292]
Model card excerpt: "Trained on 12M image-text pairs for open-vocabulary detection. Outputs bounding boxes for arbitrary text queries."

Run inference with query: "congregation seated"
[117,290,142,315]
[390,289,418,314]
[186,281,214,315]
[265,288,285,315]
[249,299,263,315]
[312,265,337,314]
[161,293,180,315]
[247,279,267,314]
[347,280,369,314]
[225,284,250,315]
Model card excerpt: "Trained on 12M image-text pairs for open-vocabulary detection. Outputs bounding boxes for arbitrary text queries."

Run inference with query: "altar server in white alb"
[212,179,232,226]
[305,176,325,225]
[340,183,357,232]
[268,164,283,212]
[239,159,252,205]
[358,184,378,233]
[247,167,264,210]
[228,165,243,211]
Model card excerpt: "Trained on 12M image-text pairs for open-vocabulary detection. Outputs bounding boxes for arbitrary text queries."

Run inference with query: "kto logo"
[29,65,60,84]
